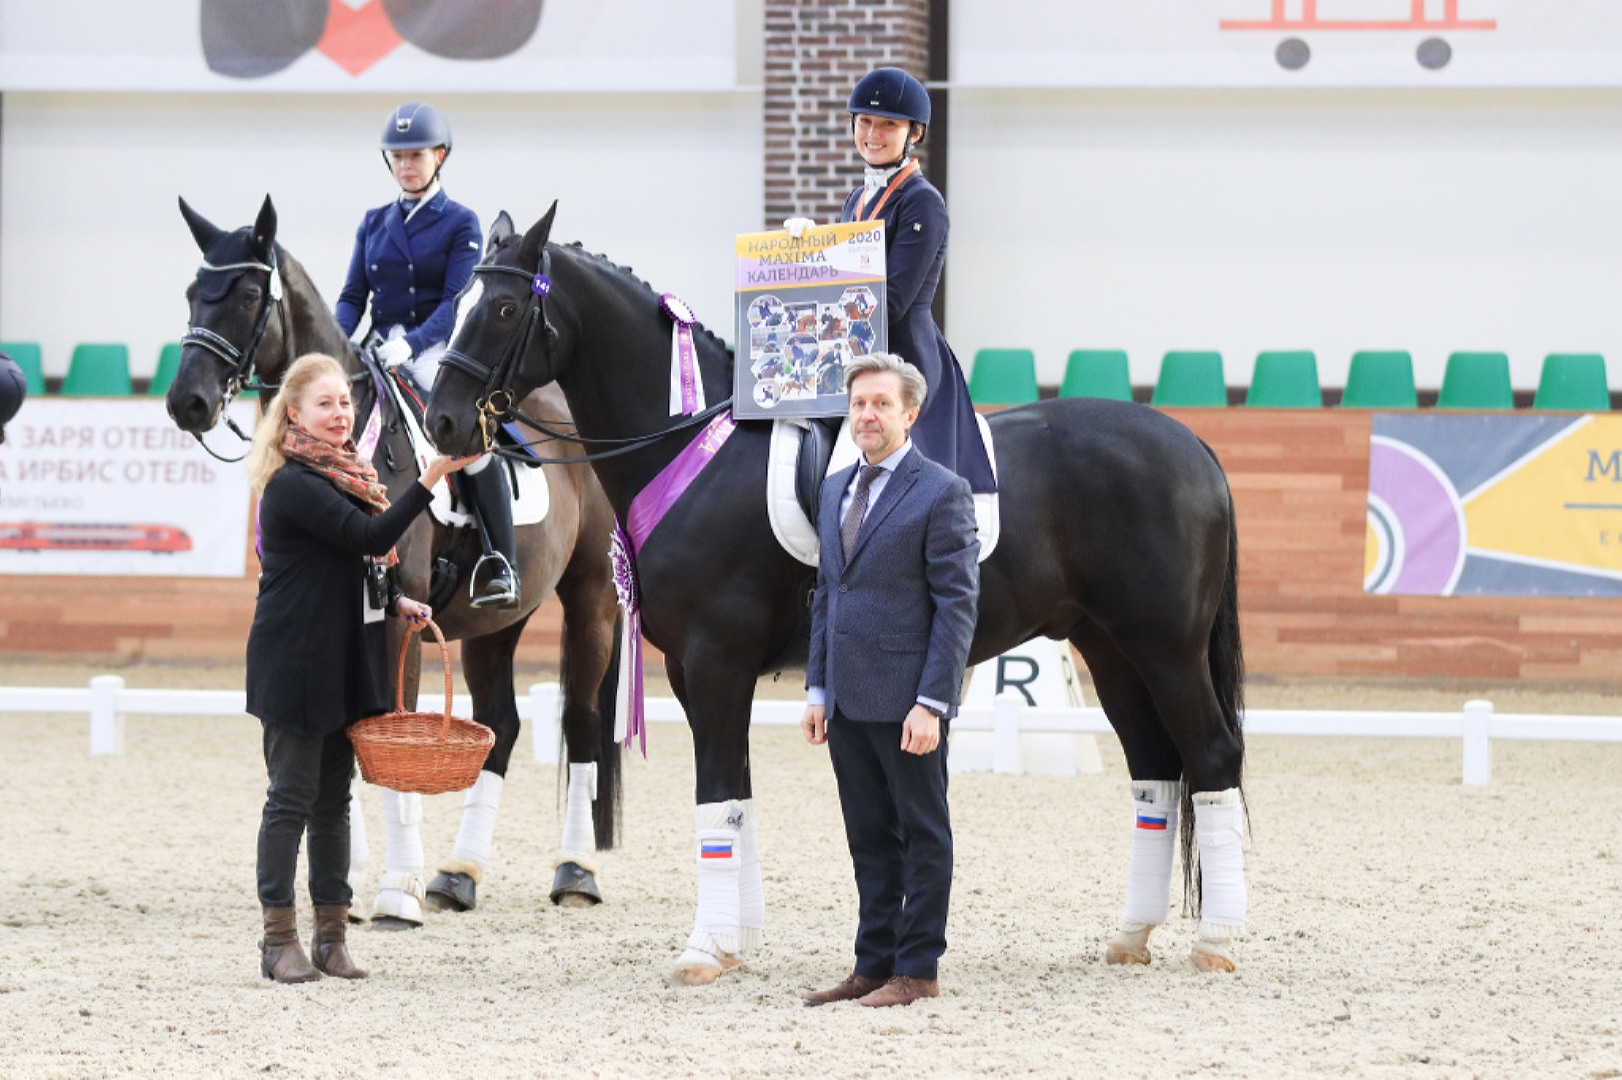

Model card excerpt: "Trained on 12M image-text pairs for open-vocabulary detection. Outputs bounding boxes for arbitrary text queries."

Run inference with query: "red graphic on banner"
[318,1,404,75]
[1221,0,1496,33]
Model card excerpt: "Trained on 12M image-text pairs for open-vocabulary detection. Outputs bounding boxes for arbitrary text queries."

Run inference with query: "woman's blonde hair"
[246,353,351,493]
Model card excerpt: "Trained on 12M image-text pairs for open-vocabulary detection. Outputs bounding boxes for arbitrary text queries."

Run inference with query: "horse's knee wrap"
[382,789,424,874]
[737,798,763,952]
[687,800,744,958]
[449,769,503,874]
[560,762,597,857]
[1193,787,1246,940]
[1122,779,1182,932]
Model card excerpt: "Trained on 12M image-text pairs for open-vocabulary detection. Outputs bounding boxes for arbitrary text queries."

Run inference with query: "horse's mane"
[535,238,737,361]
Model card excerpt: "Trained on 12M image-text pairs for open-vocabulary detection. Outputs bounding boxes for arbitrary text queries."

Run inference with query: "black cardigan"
[245,462,432,739]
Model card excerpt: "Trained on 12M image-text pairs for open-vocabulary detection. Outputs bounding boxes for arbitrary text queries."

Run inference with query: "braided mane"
[557,240,736,357]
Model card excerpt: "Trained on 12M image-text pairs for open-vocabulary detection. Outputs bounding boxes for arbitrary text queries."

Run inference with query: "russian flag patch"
[700,841,734,859]
[1136,812,1168,831]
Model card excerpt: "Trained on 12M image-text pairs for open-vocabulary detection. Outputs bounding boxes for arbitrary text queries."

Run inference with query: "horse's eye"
[499,303,516,318]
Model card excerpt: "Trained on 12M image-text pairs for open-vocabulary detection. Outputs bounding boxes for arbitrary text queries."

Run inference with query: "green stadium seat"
[1059,349,1132,401]
[1340,351,1417,408]
[60,343,133,396]
[148,343,182,396]
[1151,351,1227,407]
[1533,353,1610,412]
[968,348,1039,406]
[1437,351,1513,410]
[1245,350,1322,408]
[1,341,46,395]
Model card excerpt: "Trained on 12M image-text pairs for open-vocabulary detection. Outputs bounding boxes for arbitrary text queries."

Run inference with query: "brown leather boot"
[803,972,885,1007]
[311,905,369,979]
[858,975,940,1008]
[260,906,322,983]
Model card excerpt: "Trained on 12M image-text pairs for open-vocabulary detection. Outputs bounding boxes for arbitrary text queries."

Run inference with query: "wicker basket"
[349,618,494,795]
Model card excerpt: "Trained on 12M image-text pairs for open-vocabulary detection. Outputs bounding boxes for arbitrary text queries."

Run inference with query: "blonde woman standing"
[244,353,474,983]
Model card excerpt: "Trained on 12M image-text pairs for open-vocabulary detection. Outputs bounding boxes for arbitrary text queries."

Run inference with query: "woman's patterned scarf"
[281,425,399,566]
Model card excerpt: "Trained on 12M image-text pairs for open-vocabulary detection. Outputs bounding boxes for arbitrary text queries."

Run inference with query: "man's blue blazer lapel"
[822,463,857,573]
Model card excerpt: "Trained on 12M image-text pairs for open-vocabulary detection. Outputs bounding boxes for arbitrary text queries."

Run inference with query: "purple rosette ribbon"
[660,292,704,416]
[608,520,647,756]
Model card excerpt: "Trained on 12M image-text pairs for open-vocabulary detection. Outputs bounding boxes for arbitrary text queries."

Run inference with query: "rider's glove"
[782,217,817,239]
[375,337,413,368]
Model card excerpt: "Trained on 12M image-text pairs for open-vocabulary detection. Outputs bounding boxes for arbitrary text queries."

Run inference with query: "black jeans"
[257,721,355,908]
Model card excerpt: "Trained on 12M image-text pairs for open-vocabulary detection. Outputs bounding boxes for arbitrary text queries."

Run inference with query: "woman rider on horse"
[790,67,996,493]
[335,102,521,608]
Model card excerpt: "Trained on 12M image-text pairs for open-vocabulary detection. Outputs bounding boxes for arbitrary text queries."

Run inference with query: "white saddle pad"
[380,371,550,529]
[767,416,1000,568]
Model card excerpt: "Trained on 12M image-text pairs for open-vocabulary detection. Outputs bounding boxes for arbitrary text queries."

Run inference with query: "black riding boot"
[455,464,520,609]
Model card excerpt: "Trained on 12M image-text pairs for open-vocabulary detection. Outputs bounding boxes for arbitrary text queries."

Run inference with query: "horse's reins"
[181,248,292,461]
[439,251,735,466]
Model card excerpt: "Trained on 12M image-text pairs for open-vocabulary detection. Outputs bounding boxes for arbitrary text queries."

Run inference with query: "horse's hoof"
[368,915,420,932]
[1105,927,1153,965]
[1191,940,1237,973]
[671,948,740,986]
[549,861,603,907]
[425,871,477,912]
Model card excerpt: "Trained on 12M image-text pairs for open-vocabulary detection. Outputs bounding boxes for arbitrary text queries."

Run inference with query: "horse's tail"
[1181,450,1246,917]
[592,608,625,850]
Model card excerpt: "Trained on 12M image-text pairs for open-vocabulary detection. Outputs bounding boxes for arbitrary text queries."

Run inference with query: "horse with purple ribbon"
[166,195,625,920]
[426,205,1249,981]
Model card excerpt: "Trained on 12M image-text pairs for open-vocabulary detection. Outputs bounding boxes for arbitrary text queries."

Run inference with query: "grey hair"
[844,351,927,409]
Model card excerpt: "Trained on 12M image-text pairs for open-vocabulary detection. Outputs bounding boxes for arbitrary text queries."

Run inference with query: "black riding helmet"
[847,67,931,146]
[379,102,452,194]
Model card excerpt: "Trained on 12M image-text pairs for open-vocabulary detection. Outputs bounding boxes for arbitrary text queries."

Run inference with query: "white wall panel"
[1,91,761,379]
[944,88,1622,391]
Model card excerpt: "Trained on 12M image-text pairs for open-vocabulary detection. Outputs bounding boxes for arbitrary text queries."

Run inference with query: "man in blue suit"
[801,352,980,1009]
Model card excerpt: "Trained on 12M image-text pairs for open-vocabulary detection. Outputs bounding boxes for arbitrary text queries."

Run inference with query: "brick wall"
[763,0,931,227]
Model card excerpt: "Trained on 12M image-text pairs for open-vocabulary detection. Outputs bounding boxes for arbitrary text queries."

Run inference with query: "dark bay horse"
[167,196,624,918]
[426,207,1248,979]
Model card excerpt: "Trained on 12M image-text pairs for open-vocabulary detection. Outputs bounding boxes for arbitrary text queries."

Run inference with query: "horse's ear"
[518,201,557,267]
[486,210,515,256]
[252,195,278,252]
[178,197,225,254]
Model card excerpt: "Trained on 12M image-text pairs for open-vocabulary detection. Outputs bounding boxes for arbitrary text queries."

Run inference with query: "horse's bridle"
[439,248,732,464]
[180,248,292,461]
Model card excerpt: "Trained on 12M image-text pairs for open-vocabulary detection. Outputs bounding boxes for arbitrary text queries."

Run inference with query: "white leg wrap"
[449,770,504,873]
[381,788,425,874]
[1193,788,1247,941]
[736,798,764,953]
[372,870,426,923]
[685,800,743,959]
[560,762,597,858]
[347,781,370,896]
[1121,779,1182,932]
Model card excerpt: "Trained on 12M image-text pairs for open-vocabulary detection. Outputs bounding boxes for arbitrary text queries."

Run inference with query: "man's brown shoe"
[803,972,885,1007]
[858,975,939,1008]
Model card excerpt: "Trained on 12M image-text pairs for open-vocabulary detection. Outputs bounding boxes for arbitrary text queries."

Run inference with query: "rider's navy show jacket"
[335,189,481,356]
[841,171,996,493]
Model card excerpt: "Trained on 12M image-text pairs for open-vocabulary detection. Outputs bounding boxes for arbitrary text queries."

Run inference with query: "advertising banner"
[956,1,1622,88]
[0,400,257,578]
[1365,413,1622,597]
[0,0,736,93]
[732,222,887,421]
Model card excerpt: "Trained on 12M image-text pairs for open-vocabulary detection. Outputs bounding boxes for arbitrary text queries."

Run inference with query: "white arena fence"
[2,678,1621,787]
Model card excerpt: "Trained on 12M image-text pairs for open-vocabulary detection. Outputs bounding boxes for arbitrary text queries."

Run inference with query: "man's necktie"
[841,464,884,559]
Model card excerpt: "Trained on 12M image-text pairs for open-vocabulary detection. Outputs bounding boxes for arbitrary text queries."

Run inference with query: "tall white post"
[88,675,125,756]
[1462,699,1492,786]
[992,692,1021,775]
[529,681,560,764]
